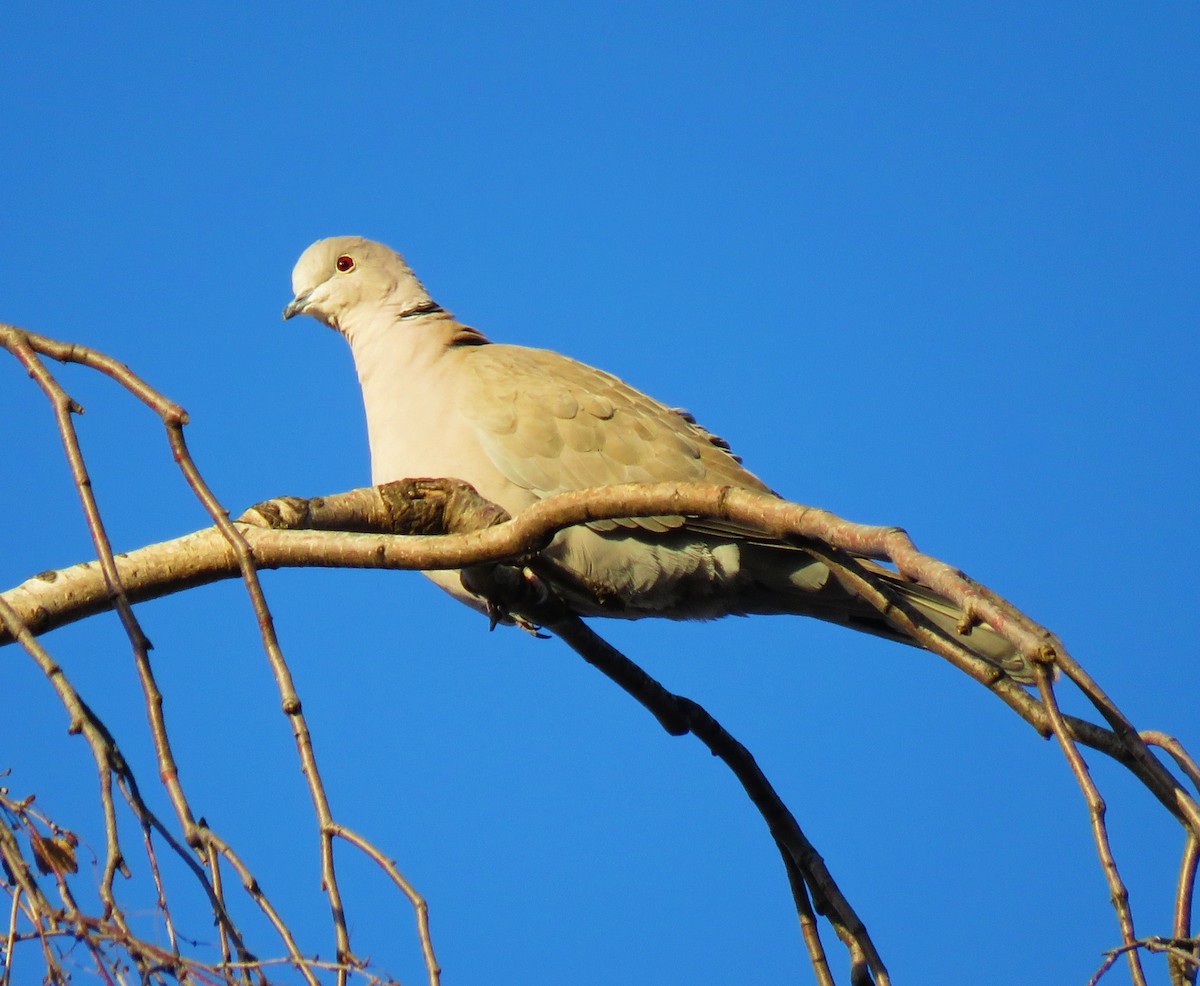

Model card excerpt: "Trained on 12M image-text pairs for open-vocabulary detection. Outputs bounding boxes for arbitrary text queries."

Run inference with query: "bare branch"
[4,323,1198,984]
[3,324,439,986]
[2,482,1189,792]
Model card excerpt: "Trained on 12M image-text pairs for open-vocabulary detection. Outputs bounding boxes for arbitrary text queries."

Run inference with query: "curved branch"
[0,481,1185,799]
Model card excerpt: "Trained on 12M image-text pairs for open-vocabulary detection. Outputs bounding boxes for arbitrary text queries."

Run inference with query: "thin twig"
[2,882,21,986]
[1035,664,1146,986]
[777,848,838,986]
[3,326,303,976]
[329,824,442,986]
[1088,937,1200,986]
[2,324,431,984]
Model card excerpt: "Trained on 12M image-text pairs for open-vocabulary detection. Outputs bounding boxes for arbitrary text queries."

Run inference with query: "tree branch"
[0,481,1186,795]
[5,322,1197,984]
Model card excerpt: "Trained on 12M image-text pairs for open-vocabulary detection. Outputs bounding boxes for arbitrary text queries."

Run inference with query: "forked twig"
[2,324,441,985]
[541,603,889,984]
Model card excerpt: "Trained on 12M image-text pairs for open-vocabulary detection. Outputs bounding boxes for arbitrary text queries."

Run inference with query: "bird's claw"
[515,614,550,639]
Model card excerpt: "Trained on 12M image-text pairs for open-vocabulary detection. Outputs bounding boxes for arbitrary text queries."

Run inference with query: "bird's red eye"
[336,255,355,272]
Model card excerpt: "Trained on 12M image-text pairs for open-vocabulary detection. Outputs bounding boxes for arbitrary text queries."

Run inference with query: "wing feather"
[459,344,775,538]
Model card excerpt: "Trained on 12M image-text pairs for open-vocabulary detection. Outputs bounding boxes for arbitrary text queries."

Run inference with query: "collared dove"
[285,235,1030,681]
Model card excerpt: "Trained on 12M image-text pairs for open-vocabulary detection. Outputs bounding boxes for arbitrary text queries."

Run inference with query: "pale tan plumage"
[285,235,1030,681]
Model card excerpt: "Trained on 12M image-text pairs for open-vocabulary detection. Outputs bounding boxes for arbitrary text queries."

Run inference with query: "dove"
[284,235,1029,681]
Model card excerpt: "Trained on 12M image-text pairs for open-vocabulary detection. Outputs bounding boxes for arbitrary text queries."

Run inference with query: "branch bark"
[0,480,1186,804]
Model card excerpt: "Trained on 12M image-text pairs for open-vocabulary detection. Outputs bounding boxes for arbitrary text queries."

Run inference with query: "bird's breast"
[353,340,535,517]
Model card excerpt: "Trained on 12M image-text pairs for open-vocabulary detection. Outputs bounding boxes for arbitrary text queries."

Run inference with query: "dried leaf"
[30,833,78,875]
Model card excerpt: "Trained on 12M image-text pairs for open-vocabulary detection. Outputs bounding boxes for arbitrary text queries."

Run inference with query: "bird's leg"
[459,562,552,638]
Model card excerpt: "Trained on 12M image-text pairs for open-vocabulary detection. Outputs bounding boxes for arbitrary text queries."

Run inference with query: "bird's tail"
[874,575,1034,684]
[740,544,1034,683]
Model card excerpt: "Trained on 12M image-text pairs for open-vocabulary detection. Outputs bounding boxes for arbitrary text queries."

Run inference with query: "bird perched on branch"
[284,235,1028,681]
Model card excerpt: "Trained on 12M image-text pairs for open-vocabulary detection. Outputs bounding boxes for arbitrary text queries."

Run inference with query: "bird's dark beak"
[282,291,312,320]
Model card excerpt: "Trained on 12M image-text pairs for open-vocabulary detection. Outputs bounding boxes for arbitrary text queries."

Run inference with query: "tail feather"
[740,543,1034,683]
[881,576,1034,684]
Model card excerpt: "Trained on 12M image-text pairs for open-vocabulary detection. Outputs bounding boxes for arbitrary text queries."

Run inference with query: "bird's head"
[283,236,432,332]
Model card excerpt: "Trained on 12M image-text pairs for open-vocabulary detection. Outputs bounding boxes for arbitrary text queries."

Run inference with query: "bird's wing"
[457,344,776,536]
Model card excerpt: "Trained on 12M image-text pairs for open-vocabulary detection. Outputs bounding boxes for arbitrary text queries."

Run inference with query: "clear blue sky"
[2,5,1197,984]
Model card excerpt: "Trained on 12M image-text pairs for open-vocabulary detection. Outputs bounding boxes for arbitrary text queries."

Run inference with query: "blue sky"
[1,4,1197,984]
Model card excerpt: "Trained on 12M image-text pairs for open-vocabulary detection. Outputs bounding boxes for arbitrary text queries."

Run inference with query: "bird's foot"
[461,563,552,638]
